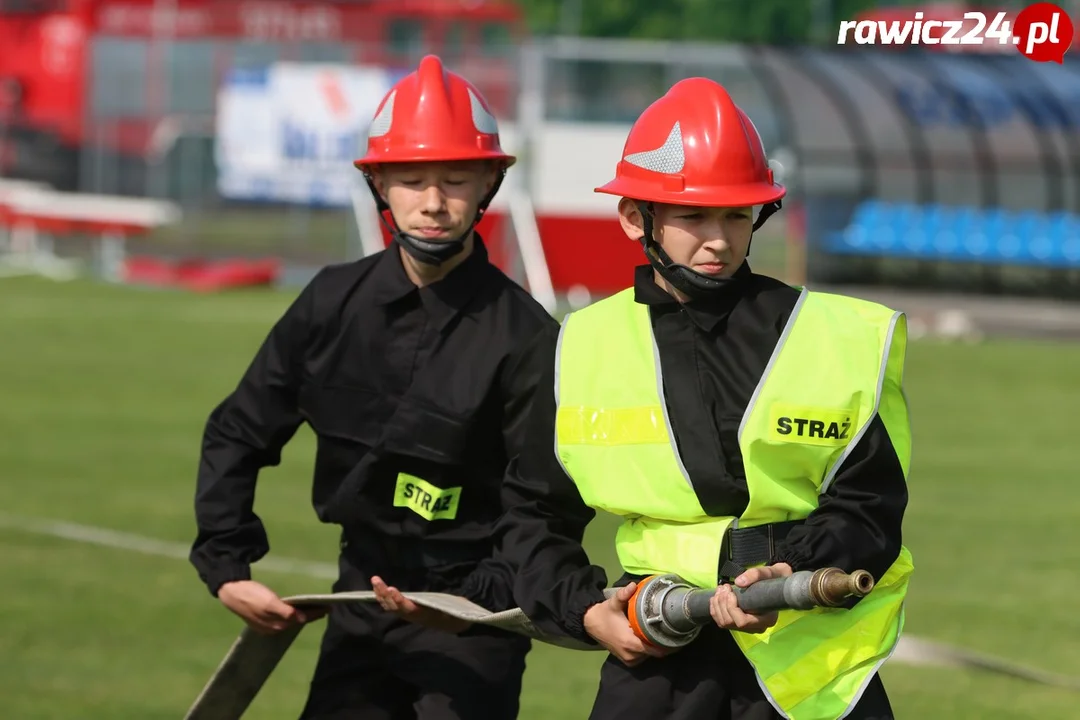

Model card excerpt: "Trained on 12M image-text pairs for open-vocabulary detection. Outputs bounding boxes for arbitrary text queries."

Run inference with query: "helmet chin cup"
[394,229,468,266]
[643,238,737,300]
[661,262,736,298]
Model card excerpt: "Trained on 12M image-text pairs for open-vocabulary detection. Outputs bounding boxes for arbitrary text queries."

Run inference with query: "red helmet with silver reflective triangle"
[354,55,515,171]
[594,77,783,208]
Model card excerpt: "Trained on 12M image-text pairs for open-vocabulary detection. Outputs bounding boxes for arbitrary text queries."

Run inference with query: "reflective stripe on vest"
[554,286,915,720]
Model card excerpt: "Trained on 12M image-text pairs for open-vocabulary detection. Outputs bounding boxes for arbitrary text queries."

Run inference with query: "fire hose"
[184,568,873,720]
[627,567,874,648]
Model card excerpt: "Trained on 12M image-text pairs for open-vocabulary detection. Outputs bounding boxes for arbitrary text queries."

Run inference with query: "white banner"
[215,62,397,206]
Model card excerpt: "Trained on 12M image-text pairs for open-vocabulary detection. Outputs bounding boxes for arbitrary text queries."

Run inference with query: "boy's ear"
[482,161,500,196]
[618,197,645,241]
[370,166,386,197]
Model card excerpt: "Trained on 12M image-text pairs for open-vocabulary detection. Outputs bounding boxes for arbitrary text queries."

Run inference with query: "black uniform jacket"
[491,263,910,643]
[189,237,559,610]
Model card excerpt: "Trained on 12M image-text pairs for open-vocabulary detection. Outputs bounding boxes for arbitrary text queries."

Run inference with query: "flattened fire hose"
[184,568,871,720]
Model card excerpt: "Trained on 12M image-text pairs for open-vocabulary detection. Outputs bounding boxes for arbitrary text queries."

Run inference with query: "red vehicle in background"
[0,0,525,189]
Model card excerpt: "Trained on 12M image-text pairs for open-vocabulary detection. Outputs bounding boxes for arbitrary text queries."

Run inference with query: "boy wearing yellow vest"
[378,77,913,720]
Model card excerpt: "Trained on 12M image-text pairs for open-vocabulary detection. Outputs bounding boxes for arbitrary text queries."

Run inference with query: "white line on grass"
[0,511,337,579]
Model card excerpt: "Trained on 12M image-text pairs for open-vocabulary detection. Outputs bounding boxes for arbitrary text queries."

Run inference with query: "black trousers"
[586,623,894,720]
[298,554,532,720]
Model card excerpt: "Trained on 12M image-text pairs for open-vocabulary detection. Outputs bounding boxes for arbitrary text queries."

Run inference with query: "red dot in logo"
[1013,2,1074,63]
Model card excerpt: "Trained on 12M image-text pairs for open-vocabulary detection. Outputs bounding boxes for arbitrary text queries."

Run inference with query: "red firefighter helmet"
[354,55,515,171]
[595,78,784,208]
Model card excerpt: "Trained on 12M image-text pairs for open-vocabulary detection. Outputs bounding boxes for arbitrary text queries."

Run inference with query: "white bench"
[0,180,182,282]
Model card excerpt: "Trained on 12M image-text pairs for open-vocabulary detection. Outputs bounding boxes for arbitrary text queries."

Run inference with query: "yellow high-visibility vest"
[554,285,914,720]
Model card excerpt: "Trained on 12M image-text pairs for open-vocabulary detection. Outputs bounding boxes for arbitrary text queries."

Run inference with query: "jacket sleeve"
[480,325,609,642]
[770,358,910,597]
[457,318,557,611]
[189,279,316,597]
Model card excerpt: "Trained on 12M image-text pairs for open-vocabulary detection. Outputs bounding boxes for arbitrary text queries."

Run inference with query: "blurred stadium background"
[2,0,1080,718]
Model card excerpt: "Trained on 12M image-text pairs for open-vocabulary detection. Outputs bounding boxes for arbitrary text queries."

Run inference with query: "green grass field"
[2,276,1079,719]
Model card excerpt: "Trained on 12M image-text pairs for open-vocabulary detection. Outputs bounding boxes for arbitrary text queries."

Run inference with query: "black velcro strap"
[752,200,782,232]
[719,520,804,581]
[719,559,749,584]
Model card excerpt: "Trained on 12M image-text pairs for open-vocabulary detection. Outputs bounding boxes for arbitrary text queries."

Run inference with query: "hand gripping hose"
[626,568,875,648]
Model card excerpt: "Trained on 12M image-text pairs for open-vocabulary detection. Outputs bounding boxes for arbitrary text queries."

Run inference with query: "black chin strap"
[363,170,506,266]
[636,200,782,300]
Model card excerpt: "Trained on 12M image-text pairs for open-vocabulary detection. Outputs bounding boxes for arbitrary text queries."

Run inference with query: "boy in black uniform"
[189,55,557,720]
